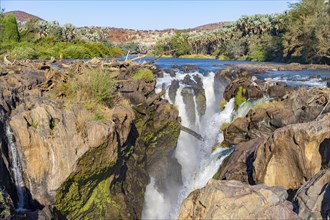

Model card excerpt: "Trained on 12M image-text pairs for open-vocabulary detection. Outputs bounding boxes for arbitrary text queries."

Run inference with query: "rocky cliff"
[0,58,180,219]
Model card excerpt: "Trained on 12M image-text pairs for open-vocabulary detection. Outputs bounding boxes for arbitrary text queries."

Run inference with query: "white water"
[142,71,235,219]
[5,125,26,211]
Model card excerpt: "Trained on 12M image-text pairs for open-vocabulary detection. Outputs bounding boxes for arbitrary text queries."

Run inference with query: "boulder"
[178,179,299,220]
[216,138,265,184]
[295,168,330,219]
[223,78,264,102]
[253,113,330,189]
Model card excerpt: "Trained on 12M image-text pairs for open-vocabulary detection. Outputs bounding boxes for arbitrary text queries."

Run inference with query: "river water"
[141,57,329,219]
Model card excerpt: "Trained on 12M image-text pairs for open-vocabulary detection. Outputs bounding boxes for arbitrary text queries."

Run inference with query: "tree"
[0,14,20,43]
[283,0,330,63]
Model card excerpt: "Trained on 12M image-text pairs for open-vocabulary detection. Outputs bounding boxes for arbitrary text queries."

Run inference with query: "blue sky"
[2,1,297,30]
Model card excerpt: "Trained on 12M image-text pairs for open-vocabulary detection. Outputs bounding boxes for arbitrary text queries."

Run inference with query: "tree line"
[154,0,330,64]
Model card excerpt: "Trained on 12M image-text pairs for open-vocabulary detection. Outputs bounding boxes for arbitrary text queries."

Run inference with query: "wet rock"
[267,82,294,98]
[217,138,265,184]
[223,78,264,102]
[253,113,330,189]
[164,69,176,77]
[181,87,196,125]
[179,65,199,73]
[168,80,179,103]
[179,179,299,220]
[295,168,330,219]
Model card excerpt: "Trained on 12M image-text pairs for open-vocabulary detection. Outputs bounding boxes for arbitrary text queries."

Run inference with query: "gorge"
[0,56,329,220]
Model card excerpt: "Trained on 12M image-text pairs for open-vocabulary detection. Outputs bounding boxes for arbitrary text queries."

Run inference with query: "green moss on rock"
[235,86,246,109]
[54,142,121,219]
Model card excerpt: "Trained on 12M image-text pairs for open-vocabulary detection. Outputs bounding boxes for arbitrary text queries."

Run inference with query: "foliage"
[0,14,20,43]
[170,32,192,57]
[283,0,330,63]
[132,69,155,83]
[8,44,38,60]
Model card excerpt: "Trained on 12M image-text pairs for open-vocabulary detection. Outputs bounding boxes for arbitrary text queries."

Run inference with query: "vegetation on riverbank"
[154,0,330,64]
[0,14,124,60]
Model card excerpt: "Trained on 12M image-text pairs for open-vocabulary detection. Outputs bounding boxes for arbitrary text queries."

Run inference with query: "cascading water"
[5,125,26,211]
[142,70,236,219]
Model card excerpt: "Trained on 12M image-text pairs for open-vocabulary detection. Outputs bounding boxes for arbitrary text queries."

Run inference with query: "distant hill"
[4,10,44,22]
[192,22,231,31]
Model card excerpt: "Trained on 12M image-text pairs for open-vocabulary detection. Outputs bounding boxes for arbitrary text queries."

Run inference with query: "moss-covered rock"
[0,190,14,220]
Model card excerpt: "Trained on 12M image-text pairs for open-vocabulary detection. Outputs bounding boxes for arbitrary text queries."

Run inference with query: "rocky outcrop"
[224,78,264,102]
[0,59,181,219]
[253,113,330,189]
[223,88,330,146]
[179,179,299,220]
[216,138,265,184]
[0,189,14,220]
[295,169,330,219]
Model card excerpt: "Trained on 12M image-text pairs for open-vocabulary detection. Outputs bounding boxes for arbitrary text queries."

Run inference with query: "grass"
[179,54,215,59]
[133,68,155,83]
[55,68,115,109]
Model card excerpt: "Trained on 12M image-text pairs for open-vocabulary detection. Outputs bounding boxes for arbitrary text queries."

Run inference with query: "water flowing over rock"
[178,179,299,220]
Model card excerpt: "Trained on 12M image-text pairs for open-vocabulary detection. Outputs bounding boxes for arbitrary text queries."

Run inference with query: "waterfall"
[5,125,26,211]
[142,71,235,220]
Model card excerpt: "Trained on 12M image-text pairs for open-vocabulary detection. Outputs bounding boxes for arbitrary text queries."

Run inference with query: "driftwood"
[180,125,204,141]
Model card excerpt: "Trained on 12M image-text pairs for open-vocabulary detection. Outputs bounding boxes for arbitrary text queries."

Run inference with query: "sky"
[1,0,297,30]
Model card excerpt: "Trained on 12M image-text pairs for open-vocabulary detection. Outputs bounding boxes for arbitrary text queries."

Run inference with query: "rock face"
[253,113,330,189]
[223,88,330,146]
[216,138,265,184]
[0,189,14,220]
[0,59,181,219]
[295,169,330,219]
[179,179,299,220]
[9,101,133,207]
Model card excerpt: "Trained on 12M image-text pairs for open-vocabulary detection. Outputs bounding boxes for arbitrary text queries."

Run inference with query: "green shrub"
[109,47,124,58]
[132,69,155,83]
[235,86,246,109]
[62,45,92,59]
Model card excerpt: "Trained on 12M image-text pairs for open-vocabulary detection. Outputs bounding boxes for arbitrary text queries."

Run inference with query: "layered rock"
[0,189,14,220]
[253,113,330,189]
[295,168,330,219]
[0,59,181,219]
[179,179,298,220]
[223,87,330,146]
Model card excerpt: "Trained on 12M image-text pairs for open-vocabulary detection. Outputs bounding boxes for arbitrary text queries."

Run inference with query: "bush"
[62,45,92,59]
[132,69,155,83]
[8,45,38,60]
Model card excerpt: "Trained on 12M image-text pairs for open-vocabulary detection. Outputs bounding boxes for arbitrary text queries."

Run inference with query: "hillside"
[4,10,43,22]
